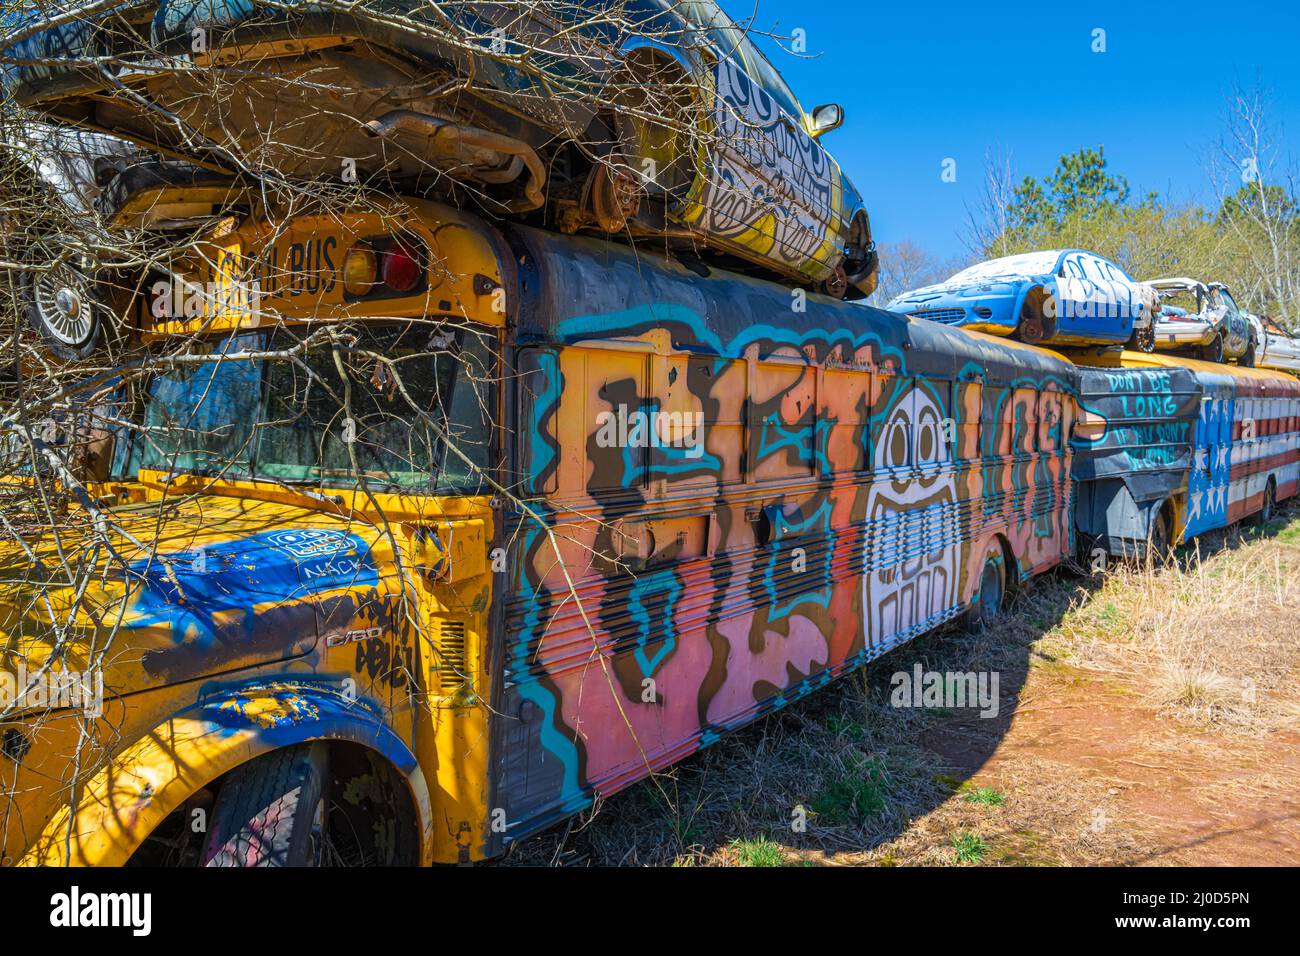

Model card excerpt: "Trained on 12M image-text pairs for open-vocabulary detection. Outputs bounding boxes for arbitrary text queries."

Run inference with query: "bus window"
[751,358,816,481]
[1013,388,1039,455]
[120,331,265,477]
[585,348,651,492]
[654,354,747,485]
[255,325,495,492]
[912,379,950,467]
[981,386,1012,457]
[1038,389,1064,453]
[871,375,913,470]
[822,366,871,473]
[516,348,561,496]
[952,381,982,460]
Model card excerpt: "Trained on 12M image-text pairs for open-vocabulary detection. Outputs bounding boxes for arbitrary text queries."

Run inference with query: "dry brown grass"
[1045,509,1300,734]
[502,502,1300,866]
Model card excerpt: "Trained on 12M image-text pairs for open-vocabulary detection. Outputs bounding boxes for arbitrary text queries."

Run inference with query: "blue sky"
[737,0,1300,260]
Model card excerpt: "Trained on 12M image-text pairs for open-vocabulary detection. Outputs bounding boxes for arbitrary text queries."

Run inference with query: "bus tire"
[961,549,1006,634]
[1147,508,1173,565]
[1252,478,1277,526]
[203,743,329,867]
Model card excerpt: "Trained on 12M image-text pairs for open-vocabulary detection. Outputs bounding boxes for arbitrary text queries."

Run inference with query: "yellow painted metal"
[0,488,496,865]
[3,198,505,866]
[404,526,495,863]
[15,683,435,867]
[141,197,506,336]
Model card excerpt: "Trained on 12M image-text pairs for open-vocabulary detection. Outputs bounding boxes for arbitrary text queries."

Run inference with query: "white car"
[1146,277,1257,365]
[1249,313,1300,373]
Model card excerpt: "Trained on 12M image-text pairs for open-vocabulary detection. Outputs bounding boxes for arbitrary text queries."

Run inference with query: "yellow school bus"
[1,196,1079,865]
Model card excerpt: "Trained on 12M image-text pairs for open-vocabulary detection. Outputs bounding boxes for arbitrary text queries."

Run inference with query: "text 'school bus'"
[1072,352,1300,558]
[0,200,1079,866]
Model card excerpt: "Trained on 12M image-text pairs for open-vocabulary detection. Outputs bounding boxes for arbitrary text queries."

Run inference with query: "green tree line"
[979,144,1299,327]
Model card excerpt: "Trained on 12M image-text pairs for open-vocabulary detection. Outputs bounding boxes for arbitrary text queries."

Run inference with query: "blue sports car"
[886,249,1155,348]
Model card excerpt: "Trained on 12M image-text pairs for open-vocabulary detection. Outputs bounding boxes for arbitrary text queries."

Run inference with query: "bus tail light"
[342,242,378,296]
[382,239,422,294]
[342,234,427,299]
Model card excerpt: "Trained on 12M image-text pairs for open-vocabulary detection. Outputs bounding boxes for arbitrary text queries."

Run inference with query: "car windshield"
[112,324,495,494]
[1160,289,1202,315]
[947,251,1061,283]
[1217,290,1240,315]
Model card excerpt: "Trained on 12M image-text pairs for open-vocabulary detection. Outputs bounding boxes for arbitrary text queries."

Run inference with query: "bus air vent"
[436,620,468,687]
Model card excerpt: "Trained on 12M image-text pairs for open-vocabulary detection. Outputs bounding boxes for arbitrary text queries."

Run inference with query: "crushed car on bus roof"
[1145,277,1258,365]
[1,0,878,299]
[885,249,1156,349]
[0,123,230,361]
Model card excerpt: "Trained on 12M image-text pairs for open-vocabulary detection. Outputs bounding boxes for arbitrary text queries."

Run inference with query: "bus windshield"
[113,324,496,494]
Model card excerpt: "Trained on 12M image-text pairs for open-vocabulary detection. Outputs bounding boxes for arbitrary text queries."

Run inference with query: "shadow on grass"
[500,501,1300,867]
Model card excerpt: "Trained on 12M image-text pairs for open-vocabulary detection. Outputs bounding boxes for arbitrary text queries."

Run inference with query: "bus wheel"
[203,743,329,867]
[1147,510,1172,566]
[1200,333,1225,364]
[962,551,1006,634]
[1253,479,1277,526]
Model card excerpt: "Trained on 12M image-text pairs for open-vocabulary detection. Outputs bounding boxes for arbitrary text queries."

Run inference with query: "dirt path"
[948,664,1300,866]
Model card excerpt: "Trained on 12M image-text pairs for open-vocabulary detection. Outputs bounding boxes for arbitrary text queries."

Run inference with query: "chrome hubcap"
[33,268,93,346]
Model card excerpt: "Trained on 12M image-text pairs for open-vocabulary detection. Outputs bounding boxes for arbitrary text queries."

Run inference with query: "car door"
[1276,324,1300,367]
[1102,259,1140,336]
[1261,320,1298,368]
[1218,290,1248,355]
[685,4,837,274]
[1055,252,1113,336]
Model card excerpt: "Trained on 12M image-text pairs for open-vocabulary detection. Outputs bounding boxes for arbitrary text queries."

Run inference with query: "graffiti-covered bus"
[0,198,1080,865]
[1072,351,1300,559]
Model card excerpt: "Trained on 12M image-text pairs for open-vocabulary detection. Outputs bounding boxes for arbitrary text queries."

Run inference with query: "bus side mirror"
[809,103,844,138]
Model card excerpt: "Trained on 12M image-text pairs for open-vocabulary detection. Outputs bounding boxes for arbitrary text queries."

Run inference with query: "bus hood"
[0,495,390,711]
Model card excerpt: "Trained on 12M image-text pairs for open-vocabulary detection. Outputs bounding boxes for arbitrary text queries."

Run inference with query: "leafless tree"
[868,239,965,306]
[0,0,835,864]
[963,145,1019,260]
[1209,82,1300,324]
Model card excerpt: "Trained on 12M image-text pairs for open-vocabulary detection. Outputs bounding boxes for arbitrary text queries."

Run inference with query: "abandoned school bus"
[1071,351,1300,560]
[0,198,1080,865]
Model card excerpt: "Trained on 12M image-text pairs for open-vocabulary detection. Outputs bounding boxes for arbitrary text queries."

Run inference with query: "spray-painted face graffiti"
[864,385,961,647]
